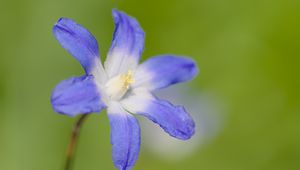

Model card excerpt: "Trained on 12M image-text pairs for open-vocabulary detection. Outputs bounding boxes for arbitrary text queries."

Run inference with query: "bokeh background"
[0,0,299,169]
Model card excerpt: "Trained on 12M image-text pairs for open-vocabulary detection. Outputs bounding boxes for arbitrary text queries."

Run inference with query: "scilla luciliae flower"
[51,9,198,170]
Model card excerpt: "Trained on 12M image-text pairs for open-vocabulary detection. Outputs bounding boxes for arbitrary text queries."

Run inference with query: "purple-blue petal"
[122,93,195,140]
[105,9,145,77]
[51,75,105,116]
[53,18,100,73]
[145,98,195,140]
[133,55,198,90]
[108,102,140,170]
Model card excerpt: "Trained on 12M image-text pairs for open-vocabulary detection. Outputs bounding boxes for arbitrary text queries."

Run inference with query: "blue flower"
[51,9,198,170]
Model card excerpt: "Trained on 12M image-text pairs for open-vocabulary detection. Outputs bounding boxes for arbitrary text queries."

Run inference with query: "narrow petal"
[53,18,102,74]
[121,89,195,140]
[51,75,106,116]
[132,55,198,91]
[104,9,145,78]
[108,101,140,170]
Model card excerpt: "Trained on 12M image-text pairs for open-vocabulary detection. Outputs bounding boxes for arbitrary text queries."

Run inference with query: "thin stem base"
[65,114,89,170]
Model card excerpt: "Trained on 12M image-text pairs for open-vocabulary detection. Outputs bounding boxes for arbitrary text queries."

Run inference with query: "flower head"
[51,9,198,170]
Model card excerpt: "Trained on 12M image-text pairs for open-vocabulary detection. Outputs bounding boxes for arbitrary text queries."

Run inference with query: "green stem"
[65,114,89,170]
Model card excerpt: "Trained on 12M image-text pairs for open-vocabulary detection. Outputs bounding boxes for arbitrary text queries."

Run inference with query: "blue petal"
[105,9,145,77]
[51,75,106,116]
[53,18,100,74]
[121,91,195,140]
[108,102,140,170]
[133,55,198,90]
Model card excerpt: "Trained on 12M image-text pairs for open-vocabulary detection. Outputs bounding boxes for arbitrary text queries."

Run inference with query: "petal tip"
[172,106,196,140]
[53,17,73,36]
[181,118,196,140]
[189,59,199,78]
[56,17,64,24]
[115,163,133,170]
[54,17,70,27]
[50,90,79,117]
[112,9,122,23]
[112,8,120,15]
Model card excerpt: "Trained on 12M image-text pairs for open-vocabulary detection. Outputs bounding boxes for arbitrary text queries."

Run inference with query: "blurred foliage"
[0,0,299,170]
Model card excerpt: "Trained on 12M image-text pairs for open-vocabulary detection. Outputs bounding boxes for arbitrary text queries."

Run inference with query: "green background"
[0,0,299,169]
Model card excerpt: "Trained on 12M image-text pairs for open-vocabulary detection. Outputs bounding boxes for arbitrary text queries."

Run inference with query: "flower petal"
[51,75,106,116]
[104,9,145,78]
[108,101,140,170]
[121,89,195,140]
[53,18,102,74]
[132,55,198,91]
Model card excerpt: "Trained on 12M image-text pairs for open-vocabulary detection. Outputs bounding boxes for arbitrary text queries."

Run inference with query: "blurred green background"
[0,0,299,169]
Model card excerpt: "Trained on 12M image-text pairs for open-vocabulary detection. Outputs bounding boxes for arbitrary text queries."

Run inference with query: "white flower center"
[105,70,134,101]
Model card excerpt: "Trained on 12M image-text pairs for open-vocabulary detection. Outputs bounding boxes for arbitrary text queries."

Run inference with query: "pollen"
[105,70,135,101]
[122,70,134,89]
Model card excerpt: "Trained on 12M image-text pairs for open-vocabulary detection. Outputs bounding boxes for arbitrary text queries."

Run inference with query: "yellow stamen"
[122,70,134,89]
[105,70,134,101]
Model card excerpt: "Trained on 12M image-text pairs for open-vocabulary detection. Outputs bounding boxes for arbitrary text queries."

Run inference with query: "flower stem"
[65,114,89,170]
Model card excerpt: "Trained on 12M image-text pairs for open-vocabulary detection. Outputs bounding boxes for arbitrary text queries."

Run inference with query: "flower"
[51,9,198,170]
